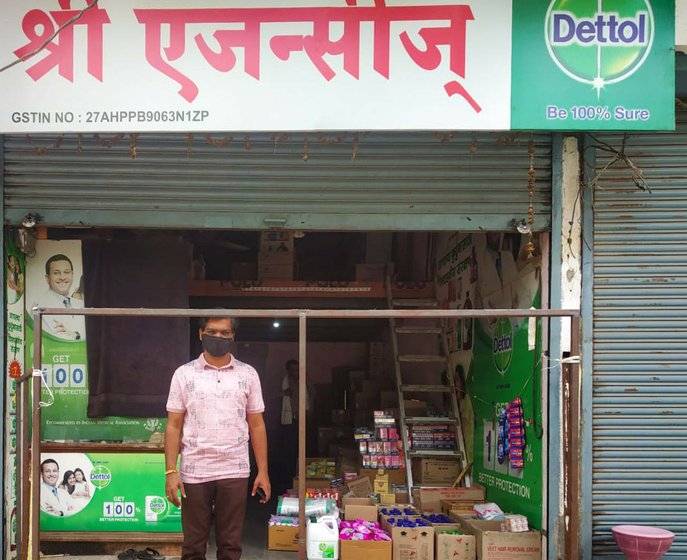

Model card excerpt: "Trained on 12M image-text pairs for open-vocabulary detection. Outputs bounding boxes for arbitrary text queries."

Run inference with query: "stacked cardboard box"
[456,516,542,560]
[369,342,388,379]
[258,231,293,280]
[412,457,462,485]
[412,487,486,513]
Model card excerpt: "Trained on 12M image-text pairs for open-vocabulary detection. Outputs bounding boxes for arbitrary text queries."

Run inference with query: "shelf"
[189,279,434,299]
[42,442,163,453]
[41,531,182,543]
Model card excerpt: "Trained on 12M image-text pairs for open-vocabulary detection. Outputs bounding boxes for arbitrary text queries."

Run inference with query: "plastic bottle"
[306,515,339,560]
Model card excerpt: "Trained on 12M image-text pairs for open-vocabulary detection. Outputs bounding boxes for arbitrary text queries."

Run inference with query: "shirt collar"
[197,352,235,371]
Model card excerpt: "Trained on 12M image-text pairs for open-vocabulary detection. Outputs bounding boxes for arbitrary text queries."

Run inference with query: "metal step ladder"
[386,278,472,499]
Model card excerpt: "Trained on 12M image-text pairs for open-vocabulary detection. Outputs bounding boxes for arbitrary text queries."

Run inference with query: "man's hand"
[43,502,60,515]
[51,319,78,340]
[252,472,271,504]
[165,473,185,508]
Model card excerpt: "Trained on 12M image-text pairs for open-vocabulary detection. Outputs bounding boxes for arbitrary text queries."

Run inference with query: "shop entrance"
[6,225,569,560]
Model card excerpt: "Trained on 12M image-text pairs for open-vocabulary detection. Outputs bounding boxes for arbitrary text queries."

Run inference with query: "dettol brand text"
[493,335,512,353]
[551,12,648,46]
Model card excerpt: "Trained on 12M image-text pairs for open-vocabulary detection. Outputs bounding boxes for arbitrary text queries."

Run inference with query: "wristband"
[165,469,179,476]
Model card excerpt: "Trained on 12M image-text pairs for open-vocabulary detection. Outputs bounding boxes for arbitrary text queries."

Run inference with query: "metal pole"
[17,355,28,560]
[297,312,307,560]
[35,307,579,319]
[30,311,43,560]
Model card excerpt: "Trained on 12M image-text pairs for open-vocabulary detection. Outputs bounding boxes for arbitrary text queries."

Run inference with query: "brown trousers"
[181,477,249,560]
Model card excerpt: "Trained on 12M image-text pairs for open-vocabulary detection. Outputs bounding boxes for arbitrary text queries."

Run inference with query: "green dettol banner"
[511,0,675,130]
[25,240,165,442]
[467,304,544,529]
[39,452,181,532]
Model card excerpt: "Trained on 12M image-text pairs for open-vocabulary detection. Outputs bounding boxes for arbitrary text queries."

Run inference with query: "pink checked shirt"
[166,353,265,483]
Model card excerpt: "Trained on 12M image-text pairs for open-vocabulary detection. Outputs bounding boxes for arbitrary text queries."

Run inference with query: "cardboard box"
[404,399,428,416]
[230,262,257,280]
[267,525,299,552]
[380,391,398,408]
[458,516,542,560]
[394,491,410,504]
[347,476,373,497]
[441,500,489,516]
[292,477,332,490]
[343,497,379,522]
[258,263,293,280]
[340,538,392,560]
[412,487,486,513]
[435,532,476,560]
[428,521,462,532]
[360,468,407,486]
[385,524,435,560]
[379,492,396,505]
[260,231,294,253]
[413,458,461,485]
[355,263,393,282]
[374,474,390,493]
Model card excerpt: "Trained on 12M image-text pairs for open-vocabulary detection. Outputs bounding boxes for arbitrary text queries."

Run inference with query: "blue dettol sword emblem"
[545,0,655,95]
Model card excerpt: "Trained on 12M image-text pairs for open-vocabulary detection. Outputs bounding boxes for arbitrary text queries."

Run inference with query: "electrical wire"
[0,0,100,74]
[33,369,55,408]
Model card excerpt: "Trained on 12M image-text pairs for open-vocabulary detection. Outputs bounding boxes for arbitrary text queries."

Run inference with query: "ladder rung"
[392,299,438,308]
[401,384,451,393]
[405,417,457,424]
[395,326,442,335]
[399,354,446,363]
[408,449,464,459]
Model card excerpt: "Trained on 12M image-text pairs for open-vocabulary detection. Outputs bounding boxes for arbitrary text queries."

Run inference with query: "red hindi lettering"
[135,10,200,102]
[398,5,481,112]
[14,0,110,82]
[195,22,261,80]
[270,15,361,81]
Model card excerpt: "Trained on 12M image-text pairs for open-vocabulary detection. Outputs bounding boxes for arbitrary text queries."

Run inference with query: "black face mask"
[201,334,235,357]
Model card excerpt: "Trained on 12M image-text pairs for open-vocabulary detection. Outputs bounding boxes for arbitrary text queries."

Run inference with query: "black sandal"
[137,547,166,560]
[117,549,138,560]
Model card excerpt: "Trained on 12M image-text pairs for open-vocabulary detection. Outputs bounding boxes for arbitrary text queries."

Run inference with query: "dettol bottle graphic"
[145,496,168,522]
[545,0,654,92]
[462,291,473,351]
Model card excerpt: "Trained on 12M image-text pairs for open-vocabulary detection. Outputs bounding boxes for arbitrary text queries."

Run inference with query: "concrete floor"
[41,496,299,560]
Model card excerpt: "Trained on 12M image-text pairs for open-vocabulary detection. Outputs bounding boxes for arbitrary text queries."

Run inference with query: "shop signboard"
[25,240,165,442]
[0,0,674,132]
[39,452,181,532]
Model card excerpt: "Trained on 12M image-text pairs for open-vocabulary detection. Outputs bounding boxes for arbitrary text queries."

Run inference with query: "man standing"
[32,254,85,341]
[40,458,72,517]
[165,316,270,560]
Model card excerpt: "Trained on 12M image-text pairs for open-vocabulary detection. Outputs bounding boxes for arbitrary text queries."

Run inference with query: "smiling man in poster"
[32,253,86,341]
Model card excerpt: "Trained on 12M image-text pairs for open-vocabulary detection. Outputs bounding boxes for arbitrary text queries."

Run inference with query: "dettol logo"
[545,0,654,92]
[493,318,513,375]
[90,465,112,489]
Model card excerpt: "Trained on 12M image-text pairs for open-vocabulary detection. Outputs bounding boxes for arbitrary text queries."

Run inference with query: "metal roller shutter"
[592,111,687,558]
[3,131,551,231]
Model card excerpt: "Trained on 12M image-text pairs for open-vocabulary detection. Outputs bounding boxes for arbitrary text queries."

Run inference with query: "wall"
[678,1,686,53]
[436,231,544,529]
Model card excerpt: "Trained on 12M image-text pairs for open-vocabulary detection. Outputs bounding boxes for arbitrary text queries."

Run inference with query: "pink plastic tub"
[612,525,675,560]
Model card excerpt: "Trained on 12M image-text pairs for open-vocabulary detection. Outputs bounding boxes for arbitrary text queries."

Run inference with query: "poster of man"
[39,453,95,517]
[26,241,85,342]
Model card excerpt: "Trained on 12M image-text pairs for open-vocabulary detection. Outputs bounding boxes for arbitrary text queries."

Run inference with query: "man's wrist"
[165,469,179,476]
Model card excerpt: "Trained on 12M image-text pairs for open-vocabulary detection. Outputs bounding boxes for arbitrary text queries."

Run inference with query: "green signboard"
[467,299,543,529]
[512,0,675,130]
[25,240,165,442]
[39,452,181,532]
